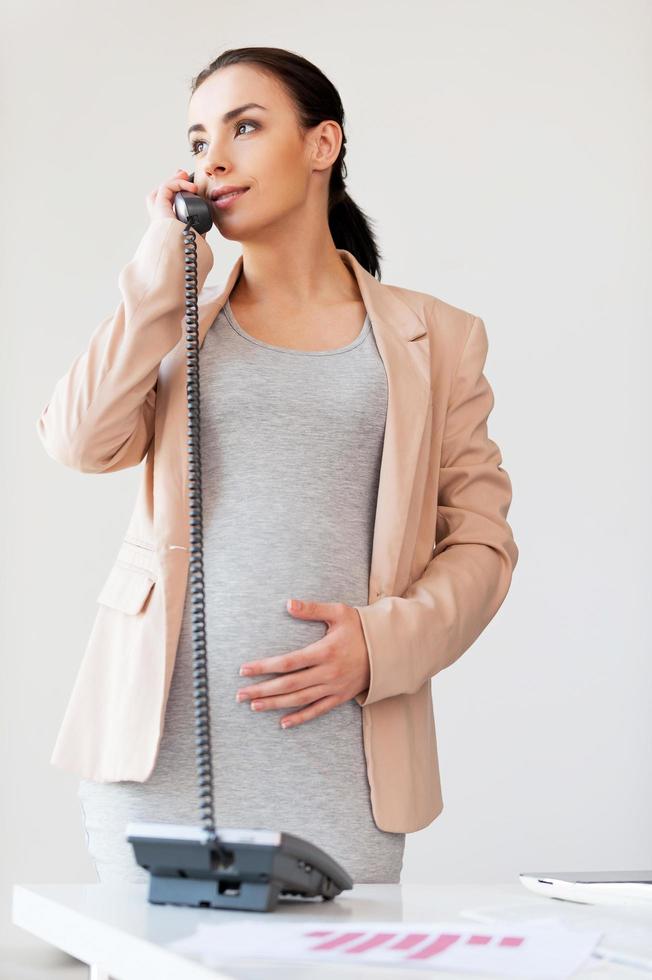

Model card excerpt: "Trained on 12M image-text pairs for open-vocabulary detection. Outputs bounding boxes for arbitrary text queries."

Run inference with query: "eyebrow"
[187,103,268,138]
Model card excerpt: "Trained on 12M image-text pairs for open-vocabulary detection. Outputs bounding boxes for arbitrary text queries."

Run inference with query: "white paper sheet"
[459,899,652,973]
[166,917,603,977]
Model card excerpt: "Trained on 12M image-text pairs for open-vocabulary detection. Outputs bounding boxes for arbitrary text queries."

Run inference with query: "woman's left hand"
[236,599,371,728]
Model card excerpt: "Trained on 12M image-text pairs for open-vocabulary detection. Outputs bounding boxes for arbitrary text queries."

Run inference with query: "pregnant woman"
[38,46,519,886]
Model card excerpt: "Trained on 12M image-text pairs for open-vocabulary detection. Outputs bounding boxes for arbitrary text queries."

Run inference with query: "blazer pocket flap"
[97,563,156,615]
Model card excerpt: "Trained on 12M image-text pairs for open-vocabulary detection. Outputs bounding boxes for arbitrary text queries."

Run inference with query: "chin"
[214,225,241,243]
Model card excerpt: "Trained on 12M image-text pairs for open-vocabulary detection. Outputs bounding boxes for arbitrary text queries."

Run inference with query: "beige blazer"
[37,217,518,833]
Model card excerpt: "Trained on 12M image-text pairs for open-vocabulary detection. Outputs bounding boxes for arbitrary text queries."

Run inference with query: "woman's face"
[187,64,335,242]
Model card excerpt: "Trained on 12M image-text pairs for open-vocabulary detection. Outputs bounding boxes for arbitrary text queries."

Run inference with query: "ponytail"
[328,186,383,280]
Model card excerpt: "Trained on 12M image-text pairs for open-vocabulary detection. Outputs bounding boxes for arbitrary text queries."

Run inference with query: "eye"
[234,119,259,137]
[189,119,259,156]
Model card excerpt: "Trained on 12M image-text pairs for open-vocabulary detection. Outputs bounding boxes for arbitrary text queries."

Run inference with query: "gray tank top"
[78,295,405,884]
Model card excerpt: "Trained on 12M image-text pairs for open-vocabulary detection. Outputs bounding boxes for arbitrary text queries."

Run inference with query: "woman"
[39,46,518,886]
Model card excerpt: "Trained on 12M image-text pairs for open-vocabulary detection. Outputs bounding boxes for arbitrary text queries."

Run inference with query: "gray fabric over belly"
[78,296,404,885]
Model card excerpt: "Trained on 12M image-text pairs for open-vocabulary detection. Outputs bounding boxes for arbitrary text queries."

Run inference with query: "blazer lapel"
[343,252,433,598]
[160,247,433,604]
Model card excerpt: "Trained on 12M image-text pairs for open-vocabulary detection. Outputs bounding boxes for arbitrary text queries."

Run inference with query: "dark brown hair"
[190,46,383,279]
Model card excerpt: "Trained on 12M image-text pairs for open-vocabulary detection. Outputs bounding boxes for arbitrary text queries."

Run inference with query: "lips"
[210,186,250,202]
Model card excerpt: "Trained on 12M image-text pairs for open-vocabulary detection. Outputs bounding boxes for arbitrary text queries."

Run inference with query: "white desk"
[12,880,652,979]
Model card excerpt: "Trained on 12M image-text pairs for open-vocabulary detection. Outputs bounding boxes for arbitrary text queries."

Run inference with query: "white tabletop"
[12,880,652,979]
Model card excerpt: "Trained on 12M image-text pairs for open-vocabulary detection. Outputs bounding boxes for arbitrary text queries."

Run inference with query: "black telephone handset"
[127,169,354,911]
[172,169,213,235]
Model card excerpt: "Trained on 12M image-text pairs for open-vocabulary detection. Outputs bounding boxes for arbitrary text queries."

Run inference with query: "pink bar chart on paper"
[304,925,524,959]
[167,917,604,978]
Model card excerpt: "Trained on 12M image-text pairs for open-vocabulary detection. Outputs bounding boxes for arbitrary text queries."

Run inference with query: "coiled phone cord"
[181,218,219,845]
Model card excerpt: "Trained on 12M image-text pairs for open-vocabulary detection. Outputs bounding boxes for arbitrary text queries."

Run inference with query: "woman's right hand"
[145,168,203,224]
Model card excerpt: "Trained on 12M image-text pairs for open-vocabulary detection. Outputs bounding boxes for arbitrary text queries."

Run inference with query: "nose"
[201,161,226,177]
[198,149,232,179]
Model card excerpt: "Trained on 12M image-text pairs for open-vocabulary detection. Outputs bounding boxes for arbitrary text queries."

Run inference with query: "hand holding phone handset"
[172,168,213,235]
[126,171,354,910]
[146,168,213,236]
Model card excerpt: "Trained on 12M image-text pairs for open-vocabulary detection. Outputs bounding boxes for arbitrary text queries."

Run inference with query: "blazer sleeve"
[353,315,519,706]
[35,217,214,474]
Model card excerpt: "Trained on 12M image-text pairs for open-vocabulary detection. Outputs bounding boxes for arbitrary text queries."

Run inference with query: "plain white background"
[2,0,650,970]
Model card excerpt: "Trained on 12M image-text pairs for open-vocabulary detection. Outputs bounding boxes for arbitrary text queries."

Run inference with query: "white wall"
[2,0,650,959]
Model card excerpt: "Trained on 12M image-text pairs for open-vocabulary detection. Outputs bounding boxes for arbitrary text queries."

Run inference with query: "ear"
[310,120,343,172]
